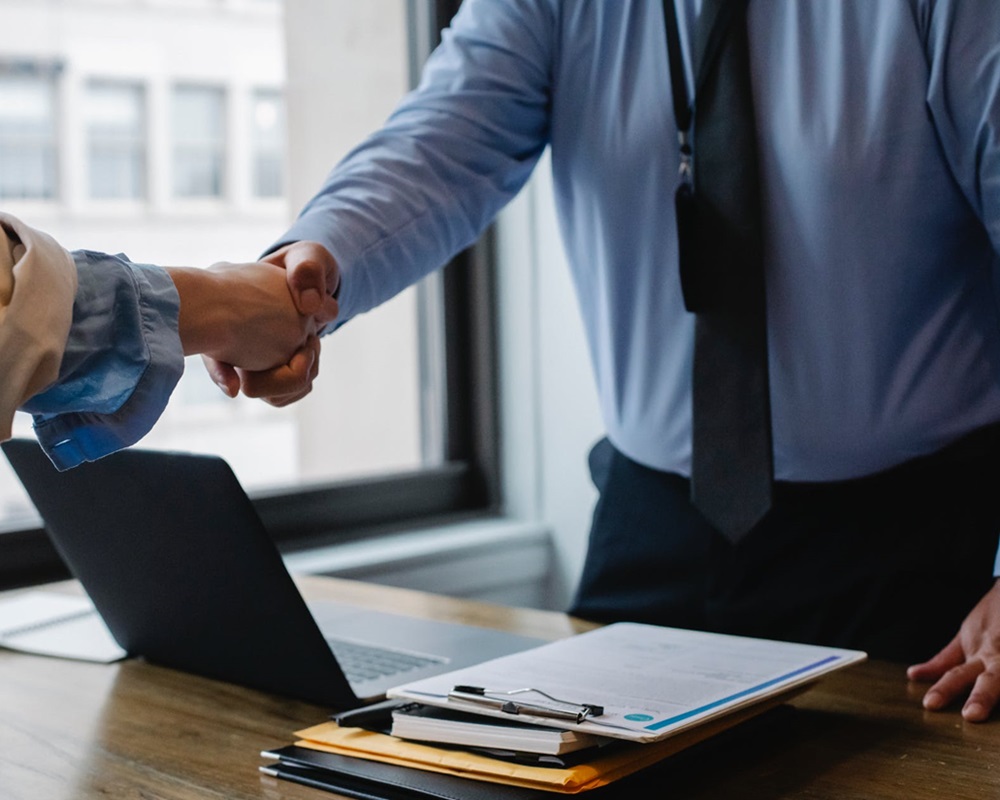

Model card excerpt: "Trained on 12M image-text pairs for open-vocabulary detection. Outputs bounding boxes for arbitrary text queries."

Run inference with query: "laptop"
[2,439,543,708]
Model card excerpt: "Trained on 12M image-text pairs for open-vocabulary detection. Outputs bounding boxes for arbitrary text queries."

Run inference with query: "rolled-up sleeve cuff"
[32,259,184,470]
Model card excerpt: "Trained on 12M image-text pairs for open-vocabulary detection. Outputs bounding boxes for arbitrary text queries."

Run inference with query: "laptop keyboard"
[325,637,446,684]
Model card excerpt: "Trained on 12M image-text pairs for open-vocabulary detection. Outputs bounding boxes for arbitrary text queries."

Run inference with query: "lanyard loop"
[661,0,747,184]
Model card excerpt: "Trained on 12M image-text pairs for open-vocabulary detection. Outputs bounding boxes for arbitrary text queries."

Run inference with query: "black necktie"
[665,0,773,541]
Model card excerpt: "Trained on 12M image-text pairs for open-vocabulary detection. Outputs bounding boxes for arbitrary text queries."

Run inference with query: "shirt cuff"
[27,251,184,470]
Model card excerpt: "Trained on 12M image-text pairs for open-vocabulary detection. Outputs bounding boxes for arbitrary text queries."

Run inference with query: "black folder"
[260,745,552,800]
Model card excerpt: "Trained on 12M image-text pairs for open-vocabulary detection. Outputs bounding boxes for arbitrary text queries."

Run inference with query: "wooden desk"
[0,576,997,800]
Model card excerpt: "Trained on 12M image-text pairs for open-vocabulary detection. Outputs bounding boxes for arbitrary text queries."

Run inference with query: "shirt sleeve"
[921,1,1000,575]
[922,0,1000,256]
[22,250,184,470]
[269,0,556,328]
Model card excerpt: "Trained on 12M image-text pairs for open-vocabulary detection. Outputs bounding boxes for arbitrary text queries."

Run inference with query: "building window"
[0,70,58,200]
[251,89,284,198]
[86,81,146,200]
[172,85,226,198]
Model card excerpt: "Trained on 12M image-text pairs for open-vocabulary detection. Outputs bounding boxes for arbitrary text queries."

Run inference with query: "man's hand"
[907,579,1000,723]
[168,259,319,375]
[201,241,339,404]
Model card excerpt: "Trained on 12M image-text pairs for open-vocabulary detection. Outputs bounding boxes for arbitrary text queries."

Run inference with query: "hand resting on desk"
[908,578,1000,723]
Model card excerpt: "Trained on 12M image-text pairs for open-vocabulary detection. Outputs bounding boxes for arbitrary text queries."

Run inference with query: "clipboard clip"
[448,685,604,724]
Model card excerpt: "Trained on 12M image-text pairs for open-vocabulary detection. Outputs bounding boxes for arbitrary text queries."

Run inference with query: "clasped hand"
[200,241,339,406]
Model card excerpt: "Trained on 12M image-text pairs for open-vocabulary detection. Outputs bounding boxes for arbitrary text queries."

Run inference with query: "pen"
[329,698,409,733]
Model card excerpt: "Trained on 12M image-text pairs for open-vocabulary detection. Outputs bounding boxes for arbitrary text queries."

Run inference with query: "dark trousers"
[570,428,1000,662]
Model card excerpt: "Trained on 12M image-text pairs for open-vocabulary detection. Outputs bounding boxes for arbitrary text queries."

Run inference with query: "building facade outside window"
[0,68,58,201]
[251,89,284,198]
[86,81,146,200]
[172,84,226,198]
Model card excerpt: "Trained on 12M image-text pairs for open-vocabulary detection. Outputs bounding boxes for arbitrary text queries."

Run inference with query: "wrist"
[166,267,237,359]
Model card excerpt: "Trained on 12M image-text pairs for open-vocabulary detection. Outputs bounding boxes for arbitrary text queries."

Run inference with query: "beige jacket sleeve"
[0,213,78,441]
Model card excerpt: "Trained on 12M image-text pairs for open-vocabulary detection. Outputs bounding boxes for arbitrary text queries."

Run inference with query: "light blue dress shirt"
[279,0,1000,488]
[24,251,183,470]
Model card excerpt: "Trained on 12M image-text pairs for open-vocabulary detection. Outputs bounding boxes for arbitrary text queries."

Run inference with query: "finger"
[238,344,316,399]
[921,660,985,712]
[908,636,965,682]
[305,334,321,382]
[315,293,339,328]
[260,343,319,407]
[261,358,319,408]
[962,666,1000,722]
[263,385,314,408]
[256,340,320,407]
[200,355,240,398]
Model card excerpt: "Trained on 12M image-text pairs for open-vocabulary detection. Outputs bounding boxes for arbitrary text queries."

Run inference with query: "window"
[86,81,146,200]
[0,0,498,589]
[0,68,58,200]
[172,85,226,198]
[251,89,284,198]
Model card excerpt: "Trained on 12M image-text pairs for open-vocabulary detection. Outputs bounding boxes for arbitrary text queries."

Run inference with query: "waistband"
[773,420,1000,503]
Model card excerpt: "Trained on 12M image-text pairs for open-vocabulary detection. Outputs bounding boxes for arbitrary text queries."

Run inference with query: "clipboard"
[387,622,866,744]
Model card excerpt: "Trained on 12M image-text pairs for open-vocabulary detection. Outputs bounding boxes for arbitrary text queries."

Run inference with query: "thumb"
[265,242,338,316]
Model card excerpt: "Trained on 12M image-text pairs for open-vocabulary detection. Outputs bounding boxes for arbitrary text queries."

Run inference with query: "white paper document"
[0,591,126,663]
[387,622,866,743]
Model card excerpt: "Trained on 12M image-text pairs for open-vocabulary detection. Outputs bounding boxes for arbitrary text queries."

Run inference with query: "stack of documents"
[260,622,866,796]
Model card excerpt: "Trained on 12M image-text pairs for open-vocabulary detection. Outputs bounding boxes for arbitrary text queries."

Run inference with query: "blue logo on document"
[624,713,654,722]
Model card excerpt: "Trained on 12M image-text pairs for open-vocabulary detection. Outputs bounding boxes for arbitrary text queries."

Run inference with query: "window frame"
[0,0,501,589]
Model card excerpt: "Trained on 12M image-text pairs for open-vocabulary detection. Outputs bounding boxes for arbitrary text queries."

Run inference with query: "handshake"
[168,241,340,408]
[0,211,340,444]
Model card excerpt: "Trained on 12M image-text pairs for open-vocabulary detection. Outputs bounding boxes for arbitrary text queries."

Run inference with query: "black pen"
[329,698,410,733]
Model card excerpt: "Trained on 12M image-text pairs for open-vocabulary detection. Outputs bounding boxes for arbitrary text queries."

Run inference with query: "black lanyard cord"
[661,0,746,181]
